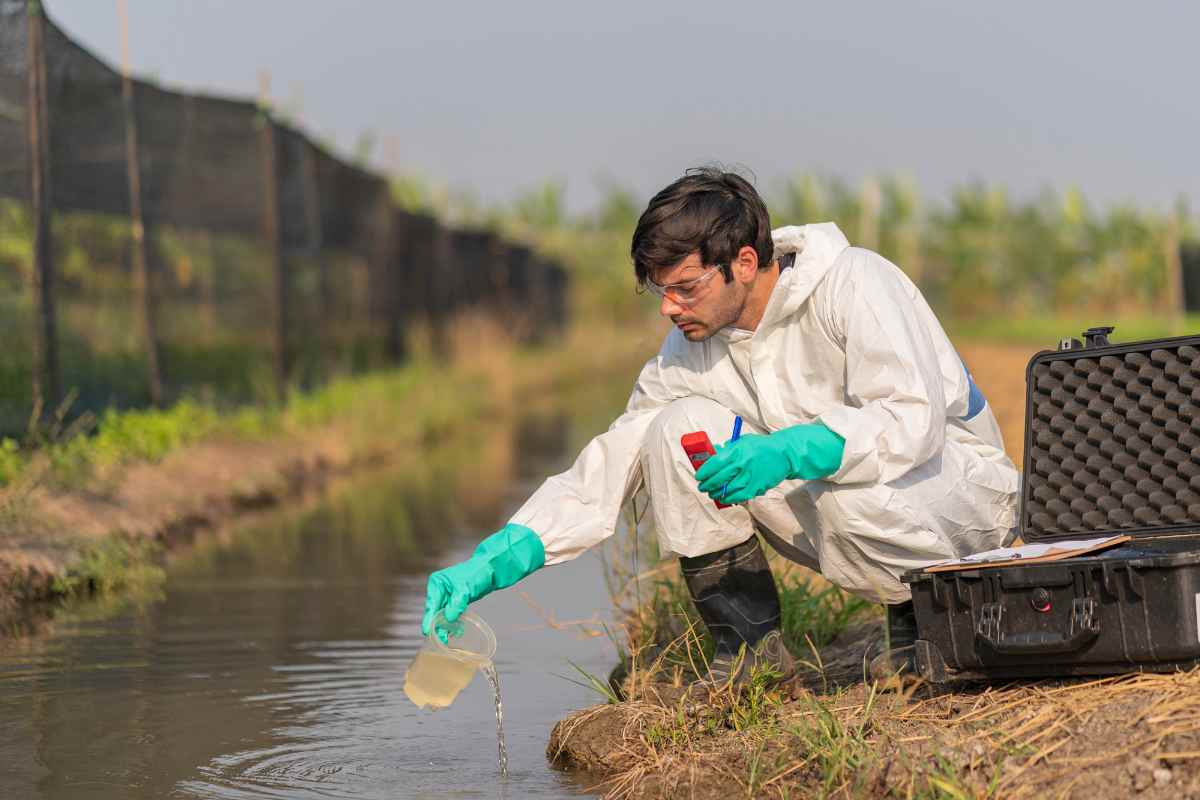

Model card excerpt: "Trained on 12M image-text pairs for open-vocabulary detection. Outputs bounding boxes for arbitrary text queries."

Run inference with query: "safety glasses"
[638,266,721,307]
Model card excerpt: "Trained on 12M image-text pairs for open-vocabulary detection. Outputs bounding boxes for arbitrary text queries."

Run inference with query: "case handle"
[976,598,1099,655]
[1082,326,1115,348]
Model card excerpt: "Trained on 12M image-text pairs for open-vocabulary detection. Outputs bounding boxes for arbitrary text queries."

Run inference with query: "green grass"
[50,400,221,480]
[615,558,877,687]
[0,356,483,492]
[944,313,1200,346]
[0,438,19,486]
[786,687,881,797]
[727,666,786,732]
[562,659,621,705]
[777,573,876,653]
[0,398,227,490]
[756,685,994,798]
[49,536,166,601]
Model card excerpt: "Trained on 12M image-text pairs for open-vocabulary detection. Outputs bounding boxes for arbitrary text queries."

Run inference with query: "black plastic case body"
[904,328,1200,681]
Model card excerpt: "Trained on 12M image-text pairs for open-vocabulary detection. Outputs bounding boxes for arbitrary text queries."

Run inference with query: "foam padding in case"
[1023,339,1200,539]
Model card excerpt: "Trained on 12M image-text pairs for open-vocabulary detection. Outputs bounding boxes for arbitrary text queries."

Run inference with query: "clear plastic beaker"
[404,610,497,710]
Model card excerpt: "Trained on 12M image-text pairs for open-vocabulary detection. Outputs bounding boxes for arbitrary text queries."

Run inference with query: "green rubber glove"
[421,523,545,642]
[695,423,845,505]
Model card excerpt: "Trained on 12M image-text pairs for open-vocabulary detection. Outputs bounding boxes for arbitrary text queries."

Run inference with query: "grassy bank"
[0,311,657,632]
[552,549,1200,800]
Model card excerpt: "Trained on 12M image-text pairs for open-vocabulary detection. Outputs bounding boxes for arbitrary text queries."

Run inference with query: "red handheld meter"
[681,431,729,509]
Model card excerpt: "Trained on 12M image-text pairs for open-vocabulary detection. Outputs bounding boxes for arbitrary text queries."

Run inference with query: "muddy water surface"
[0,405,626,799]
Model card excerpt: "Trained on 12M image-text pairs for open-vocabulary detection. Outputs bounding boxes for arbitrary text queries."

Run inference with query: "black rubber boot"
[679,536,795,688]
[868,599,918,683]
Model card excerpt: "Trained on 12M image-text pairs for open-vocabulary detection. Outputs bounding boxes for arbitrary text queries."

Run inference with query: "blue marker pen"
[721,415,743,501]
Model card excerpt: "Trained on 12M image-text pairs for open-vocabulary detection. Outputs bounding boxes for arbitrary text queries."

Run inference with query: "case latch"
[1058,337,1082,351]
[977,602,1003,644]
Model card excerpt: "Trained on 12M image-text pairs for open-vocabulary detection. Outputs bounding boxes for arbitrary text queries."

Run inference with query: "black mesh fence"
[0,1,568,436]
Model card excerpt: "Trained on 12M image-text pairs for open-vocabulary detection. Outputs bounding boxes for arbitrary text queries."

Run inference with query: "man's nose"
[659,293,684,317]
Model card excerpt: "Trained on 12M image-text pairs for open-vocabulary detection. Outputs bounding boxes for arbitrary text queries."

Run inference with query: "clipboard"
[923,535,1132,573]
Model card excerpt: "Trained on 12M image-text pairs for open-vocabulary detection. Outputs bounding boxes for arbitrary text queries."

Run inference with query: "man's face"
[649,252,748,342]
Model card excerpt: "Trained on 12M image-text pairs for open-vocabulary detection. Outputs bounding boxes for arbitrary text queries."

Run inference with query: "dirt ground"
[549,619,1200,799]
[548,340,1200,799]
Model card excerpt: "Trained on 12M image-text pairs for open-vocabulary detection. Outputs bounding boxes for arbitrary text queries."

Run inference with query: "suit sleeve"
[509,350,678,565]
[815,251,948,485]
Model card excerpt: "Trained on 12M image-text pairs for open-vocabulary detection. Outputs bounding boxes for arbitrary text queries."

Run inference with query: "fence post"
[431,222,451,357]
[257,75,288,401]
[118,0,163,406]
[299,143,335,377]
[381,206,405,362]
[25,0,58,422]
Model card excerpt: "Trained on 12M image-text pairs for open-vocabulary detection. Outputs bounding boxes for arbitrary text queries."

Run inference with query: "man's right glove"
[695,422,845,505]
[421,523,545,642]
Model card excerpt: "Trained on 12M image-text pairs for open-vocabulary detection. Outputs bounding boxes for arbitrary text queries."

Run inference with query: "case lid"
[1021,327,1200,542]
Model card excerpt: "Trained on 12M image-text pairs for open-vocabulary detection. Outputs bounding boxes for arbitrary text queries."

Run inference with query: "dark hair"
[631,167,774,286]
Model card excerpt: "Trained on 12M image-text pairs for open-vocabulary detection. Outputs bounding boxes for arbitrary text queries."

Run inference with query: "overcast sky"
[49,1,1198,215]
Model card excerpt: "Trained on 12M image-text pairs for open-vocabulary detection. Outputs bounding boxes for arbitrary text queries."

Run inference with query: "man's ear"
[733,245,759,283]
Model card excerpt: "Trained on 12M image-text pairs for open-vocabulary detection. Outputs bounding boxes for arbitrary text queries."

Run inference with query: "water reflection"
[0,402,621,799]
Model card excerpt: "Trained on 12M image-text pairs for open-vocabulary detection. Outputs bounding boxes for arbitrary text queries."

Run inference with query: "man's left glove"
[421,523,545,641]
[695,423,845,505]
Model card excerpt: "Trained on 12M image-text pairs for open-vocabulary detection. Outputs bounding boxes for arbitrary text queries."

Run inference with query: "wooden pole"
[377,201,403,364]
[118,0,163,407]
[299,142,335,377]
[25,0,58,422]
[389,211,409,362]
[431,221,451,357]
[381,134,406,363]
[258,70,288,401]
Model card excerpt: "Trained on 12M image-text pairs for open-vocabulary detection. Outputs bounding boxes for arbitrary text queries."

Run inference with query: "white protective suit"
[510,222,1020,603]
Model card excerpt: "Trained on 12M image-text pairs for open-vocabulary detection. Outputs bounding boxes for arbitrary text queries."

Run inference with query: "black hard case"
[904,327,1200,682]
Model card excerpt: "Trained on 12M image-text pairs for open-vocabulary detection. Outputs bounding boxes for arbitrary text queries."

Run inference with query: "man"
[422,168,1019,685]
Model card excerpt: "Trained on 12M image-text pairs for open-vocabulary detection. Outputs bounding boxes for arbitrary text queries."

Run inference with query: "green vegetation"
[0,438,19,486]
[0,360,489,492]
[395,171,1197,326]
[607,550,876,690]
[778,573,876,654]
[564,659,623,706]
[770,176,1196,320]
[944,311,1200,345]
[0,199,404,436]
[49,536,166,602]
[48,401,220,482]
[772,686,996,800]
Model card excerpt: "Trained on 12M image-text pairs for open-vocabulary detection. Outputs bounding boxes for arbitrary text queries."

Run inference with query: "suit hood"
[766,222,851,324]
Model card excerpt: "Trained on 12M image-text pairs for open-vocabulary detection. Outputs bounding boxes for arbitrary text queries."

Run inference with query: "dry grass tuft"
[554,640,1200,799]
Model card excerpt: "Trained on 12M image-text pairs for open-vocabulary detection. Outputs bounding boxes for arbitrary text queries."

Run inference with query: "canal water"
[0,401,630,798]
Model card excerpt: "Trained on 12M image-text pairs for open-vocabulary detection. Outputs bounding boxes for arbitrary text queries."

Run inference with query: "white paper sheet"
[926,535,1128,568]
